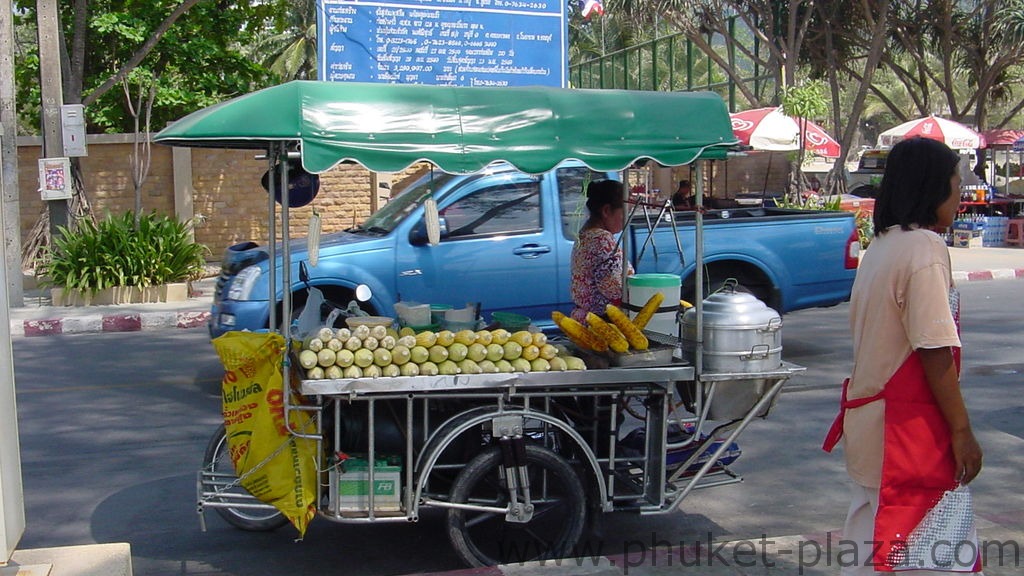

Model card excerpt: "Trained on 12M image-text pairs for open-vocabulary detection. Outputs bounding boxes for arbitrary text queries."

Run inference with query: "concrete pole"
[37,0,70,237]
[0,126,26,562]
[0,0,23,307]
[0,0,27,558]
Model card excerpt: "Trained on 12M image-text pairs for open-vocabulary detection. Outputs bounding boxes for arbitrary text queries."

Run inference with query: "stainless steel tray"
[609,343,679,367]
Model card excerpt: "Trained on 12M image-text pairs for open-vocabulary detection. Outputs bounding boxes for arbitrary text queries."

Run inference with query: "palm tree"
[251,0,318,81]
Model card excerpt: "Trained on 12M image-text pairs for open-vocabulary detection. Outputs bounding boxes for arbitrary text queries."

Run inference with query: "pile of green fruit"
[298,326,587,380]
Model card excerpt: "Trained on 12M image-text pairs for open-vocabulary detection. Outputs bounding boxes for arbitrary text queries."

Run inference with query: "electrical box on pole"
[61,104,88,157]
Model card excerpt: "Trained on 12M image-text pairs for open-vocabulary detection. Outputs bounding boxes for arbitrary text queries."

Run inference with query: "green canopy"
[155,80,739,174]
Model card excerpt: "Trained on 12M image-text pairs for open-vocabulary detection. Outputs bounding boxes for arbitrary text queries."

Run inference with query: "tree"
[13,0,280,134]
[780,79,828,199]
[250,0,319,81]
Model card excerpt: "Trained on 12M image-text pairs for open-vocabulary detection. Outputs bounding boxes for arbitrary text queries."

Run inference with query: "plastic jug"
[626,274,681,336]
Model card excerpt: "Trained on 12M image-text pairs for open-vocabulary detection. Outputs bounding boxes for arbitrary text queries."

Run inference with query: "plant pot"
[51,287,93,307]
[91,287,119,305]
[161,282,189,302]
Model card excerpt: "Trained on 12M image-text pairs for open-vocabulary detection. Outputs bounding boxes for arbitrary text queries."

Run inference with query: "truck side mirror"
[409,217,448,245]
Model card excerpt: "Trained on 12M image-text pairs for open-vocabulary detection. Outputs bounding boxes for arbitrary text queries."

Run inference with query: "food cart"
[155,80,804,567]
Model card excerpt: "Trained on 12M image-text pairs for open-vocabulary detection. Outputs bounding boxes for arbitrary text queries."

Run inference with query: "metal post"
[266,149,277,333]
[693,162,704,380]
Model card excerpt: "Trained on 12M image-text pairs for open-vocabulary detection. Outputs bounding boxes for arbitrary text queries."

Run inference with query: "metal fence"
[569,26,778,111]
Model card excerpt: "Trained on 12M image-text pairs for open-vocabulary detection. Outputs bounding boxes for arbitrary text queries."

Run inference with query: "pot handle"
[741,344,771,360]
[758,317,783,333]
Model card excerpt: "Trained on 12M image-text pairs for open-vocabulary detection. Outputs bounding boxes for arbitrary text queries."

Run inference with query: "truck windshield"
[355,171,459,233]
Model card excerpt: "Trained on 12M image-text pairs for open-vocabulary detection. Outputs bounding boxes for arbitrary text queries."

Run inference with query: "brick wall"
[16,135,411,263]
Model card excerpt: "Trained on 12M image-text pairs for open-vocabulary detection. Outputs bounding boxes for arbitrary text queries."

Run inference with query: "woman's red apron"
[823,345,980,572]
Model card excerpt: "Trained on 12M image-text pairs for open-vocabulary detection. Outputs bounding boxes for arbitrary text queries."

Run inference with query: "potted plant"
[40,212,209,306]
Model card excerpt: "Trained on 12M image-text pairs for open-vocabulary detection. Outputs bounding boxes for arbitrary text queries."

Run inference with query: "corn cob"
[552,311,608,352]
[606,304,649,350]
[632,292,665,331]
[307,209,322,267]
[585,312,630,353]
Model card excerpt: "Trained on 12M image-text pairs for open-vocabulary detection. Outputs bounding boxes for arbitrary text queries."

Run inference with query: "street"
[11,279,1024,575]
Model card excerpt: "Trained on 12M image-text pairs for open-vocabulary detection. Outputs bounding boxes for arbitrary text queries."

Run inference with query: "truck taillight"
[845,228,861,269]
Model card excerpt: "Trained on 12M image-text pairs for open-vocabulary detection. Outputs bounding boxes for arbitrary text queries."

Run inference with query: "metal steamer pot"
[679,283,783,420]
[680,283,782,372]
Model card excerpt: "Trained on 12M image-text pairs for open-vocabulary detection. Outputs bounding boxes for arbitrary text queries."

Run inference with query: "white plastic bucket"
[394,302,431,327]
[626,274,681,336]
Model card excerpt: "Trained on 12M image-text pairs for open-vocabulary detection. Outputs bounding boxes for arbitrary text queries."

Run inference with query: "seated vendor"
[671,180,694,209]
[570,180,635,323]
[671,180,709,210]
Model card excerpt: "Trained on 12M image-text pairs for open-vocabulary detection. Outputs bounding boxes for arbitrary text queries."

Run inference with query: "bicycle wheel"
[447,443,587,567]
[202,425,289,531]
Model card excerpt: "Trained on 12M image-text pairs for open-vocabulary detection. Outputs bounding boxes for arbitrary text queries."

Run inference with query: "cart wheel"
[202,425,289,532]
[447,444,587,567]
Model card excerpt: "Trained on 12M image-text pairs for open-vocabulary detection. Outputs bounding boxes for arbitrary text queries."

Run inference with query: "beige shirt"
[844,226,960,488]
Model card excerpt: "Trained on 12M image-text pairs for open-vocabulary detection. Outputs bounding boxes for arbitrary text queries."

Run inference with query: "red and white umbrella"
[730,107,842,158]
[877,115,986,150]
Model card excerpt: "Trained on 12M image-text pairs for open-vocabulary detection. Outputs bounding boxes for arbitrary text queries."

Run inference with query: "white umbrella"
[877,115,986,150]
[730,107,841,158]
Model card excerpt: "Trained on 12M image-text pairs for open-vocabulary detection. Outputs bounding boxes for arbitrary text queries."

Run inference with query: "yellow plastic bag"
[212,331,318,537]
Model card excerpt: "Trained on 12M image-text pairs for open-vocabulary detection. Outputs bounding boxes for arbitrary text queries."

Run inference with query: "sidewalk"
[7,247,1023,338]
[8,275,217,337]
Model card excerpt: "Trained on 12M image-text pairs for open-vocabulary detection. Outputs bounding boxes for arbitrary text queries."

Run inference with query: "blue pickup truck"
[208,162,860,337]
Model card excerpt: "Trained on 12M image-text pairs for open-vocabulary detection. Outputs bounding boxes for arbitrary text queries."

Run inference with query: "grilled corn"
[606,304,649,350]
[585,312,629,353]
[632,292,664,331]
[552,311,608,352]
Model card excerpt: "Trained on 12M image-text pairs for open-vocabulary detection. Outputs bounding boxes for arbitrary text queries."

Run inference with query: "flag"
[581,0,604,18]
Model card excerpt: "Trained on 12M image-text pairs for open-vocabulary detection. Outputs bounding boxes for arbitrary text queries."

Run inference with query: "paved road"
[10,279,1024,575]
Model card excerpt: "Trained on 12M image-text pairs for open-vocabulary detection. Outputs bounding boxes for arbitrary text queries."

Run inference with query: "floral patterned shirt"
[570,227,633,322]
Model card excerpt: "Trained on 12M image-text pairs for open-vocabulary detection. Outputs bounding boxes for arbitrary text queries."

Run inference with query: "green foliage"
[780,80,829,121]
[40,212,209,294]
[13,0,283,134]
[772,193,842,211]
[856,211,874,249]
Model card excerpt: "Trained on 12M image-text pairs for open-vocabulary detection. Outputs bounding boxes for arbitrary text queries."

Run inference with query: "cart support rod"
[656,377,786,513]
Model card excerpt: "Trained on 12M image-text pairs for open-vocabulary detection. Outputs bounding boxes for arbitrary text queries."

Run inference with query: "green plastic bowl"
[492,312,531,331]
[404,322,440,333]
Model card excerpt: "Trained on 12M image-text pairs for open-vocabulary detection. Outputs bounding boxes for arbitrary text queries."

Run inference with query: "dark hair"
[873,137,960,234]
[678,180,691,189]
[585,180,625,215]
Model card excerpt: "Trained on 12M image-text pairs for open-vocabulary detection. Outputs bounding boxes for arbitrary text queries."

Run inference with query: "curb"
[951,268,1024,283]
[12,311,210,337]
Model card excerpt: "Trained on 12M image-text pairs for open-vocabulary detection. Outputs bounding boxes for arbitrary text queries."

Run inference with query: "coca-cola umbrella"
[877,115,986,150]
[730,107,842,158]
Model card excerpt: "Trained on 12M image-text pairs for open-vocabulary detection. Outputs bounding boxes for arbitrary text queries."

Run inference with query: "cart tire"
[202,425,289,532]
[447,444,587,567]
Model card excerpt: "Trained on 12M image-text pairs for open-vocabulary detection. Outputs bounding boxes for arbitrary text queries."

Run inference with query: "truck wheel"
[201,425,289,532]
[447,444,587,567]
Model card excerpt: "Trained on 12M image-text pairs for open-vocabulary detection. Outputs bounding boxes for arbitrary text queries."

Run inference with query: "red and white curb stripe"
[952,268,1024,283]
[12,311,210,337]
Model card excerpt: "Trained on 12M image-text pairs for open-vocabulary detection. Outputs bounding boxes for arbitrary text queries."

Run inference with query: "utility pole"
[37,0,70,239]
[1,0,23,307]
[0,0,26,560]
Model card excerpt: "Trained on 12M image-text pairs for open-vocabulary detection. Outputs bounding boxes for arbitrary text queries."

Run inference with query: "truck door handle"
[512,244,551,258]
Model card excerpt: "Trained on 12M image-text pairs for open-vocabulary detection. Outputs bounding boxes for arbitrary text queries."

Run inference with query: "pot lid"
[682,283,781,327]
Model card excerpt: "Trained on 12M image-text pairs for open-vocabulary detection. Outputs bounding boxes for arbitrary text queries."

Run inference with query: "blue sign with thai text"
[318,0,567,87]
